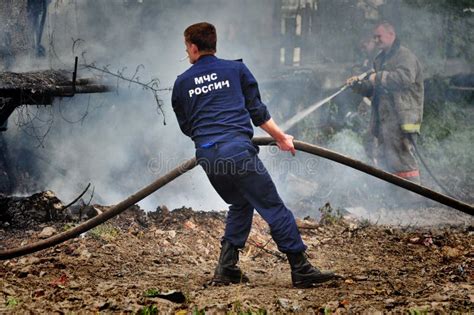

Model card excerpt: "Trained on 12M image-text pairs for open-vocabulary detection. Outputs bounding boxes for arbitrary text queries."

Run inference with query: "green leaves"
[143,288,160,298]
[5,297,19,308]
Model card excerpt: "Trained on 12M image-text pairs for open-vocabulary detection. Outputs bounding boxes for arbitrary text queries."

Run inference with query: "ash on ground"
[0,191,472,313]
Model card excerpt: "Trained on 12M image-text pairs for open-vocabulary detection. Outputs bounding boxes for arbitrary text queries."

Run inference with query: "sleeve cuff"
[253,111,271,127]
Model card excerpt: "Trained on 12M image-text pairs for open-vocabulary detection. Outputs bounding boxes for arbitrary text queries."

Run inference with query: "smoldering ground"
[2,0,472,225]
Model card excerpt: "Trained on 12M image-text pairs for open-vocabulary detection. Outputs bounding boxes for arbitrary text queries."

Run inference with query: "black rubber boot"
[212,240,249,285]
[287,252,335,288]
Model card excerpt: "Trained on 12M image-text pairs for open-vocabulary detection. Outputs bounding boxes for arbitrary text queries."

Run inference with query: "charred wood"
[0,69,112,125]
[0,70,110,95]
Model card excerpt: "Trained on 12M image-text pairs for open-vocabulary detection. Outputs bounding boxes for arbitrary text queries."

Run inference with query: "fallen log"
[0,69,112,125]
[0,70,73,89]
[0,84,112,100]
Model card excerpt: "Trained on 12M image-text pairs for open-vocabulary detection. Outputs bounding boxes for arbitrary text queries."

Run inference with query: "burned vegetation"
[0,192,473,313]
[0,69,110,126]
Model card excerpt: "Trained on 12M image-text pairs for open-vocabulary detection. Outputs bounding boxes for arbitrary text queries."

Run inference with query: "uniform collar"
[195,54,217,64]
[381,37,401,60]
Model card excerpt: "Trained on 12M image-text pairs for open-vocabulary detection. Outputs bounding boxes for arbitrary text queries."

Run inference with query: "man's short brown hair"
[184,22,217,53]
[375,21,396,34]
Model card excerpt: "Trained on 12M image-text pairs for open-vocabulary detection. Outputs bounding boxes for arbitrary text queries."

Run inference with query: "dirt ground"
[0,192,473,314]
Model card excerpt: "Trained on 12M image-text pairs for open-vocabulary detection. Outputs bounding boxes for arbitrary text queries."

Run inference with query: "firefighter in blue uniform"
[172,22,335,288]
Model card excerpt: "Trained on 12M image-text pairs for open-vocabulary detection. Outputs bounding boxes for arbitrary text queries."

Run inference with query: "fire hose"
[280,70,373,132]
[281,71,461,200]
[0,137,472,260]
[408,134,461,200]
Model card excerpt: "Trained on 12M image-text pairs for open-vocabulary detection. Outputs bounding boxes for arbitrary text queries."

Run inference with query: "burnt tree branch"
[0,70,112,125]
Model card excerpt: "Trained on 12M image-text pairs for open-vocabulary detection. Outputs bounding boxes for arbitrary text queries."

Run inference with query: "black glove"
[350,79,373,97]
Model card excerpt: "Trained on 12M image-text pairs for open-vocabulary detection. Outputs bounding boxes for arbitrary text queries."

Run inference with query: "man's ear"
[190,43,199,54]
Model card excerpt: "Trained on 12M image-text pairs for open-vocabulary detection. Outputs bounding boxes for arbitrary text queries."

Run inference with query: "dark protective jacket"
[372,38,424,135]
[353,38,424,136]
[172,55,271,147]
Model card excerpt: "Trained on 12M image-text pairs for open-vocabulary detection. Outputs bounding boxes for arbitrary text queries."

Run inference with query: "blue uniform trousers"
[196,140,306,253]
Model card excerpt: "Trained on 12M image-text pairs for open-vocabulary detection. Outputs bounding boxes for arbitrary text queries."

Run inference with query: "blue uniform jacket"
[172,55,271,147]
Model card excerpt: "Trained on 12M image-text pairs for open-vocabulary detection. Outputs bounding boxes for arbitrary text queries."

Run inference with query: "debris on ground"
[0,191,472,313]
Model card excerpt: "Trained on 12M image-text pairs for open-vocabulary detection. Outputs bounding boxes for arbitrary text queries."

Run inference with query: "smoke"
[2,0,472,226]
[4,0,279,211]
